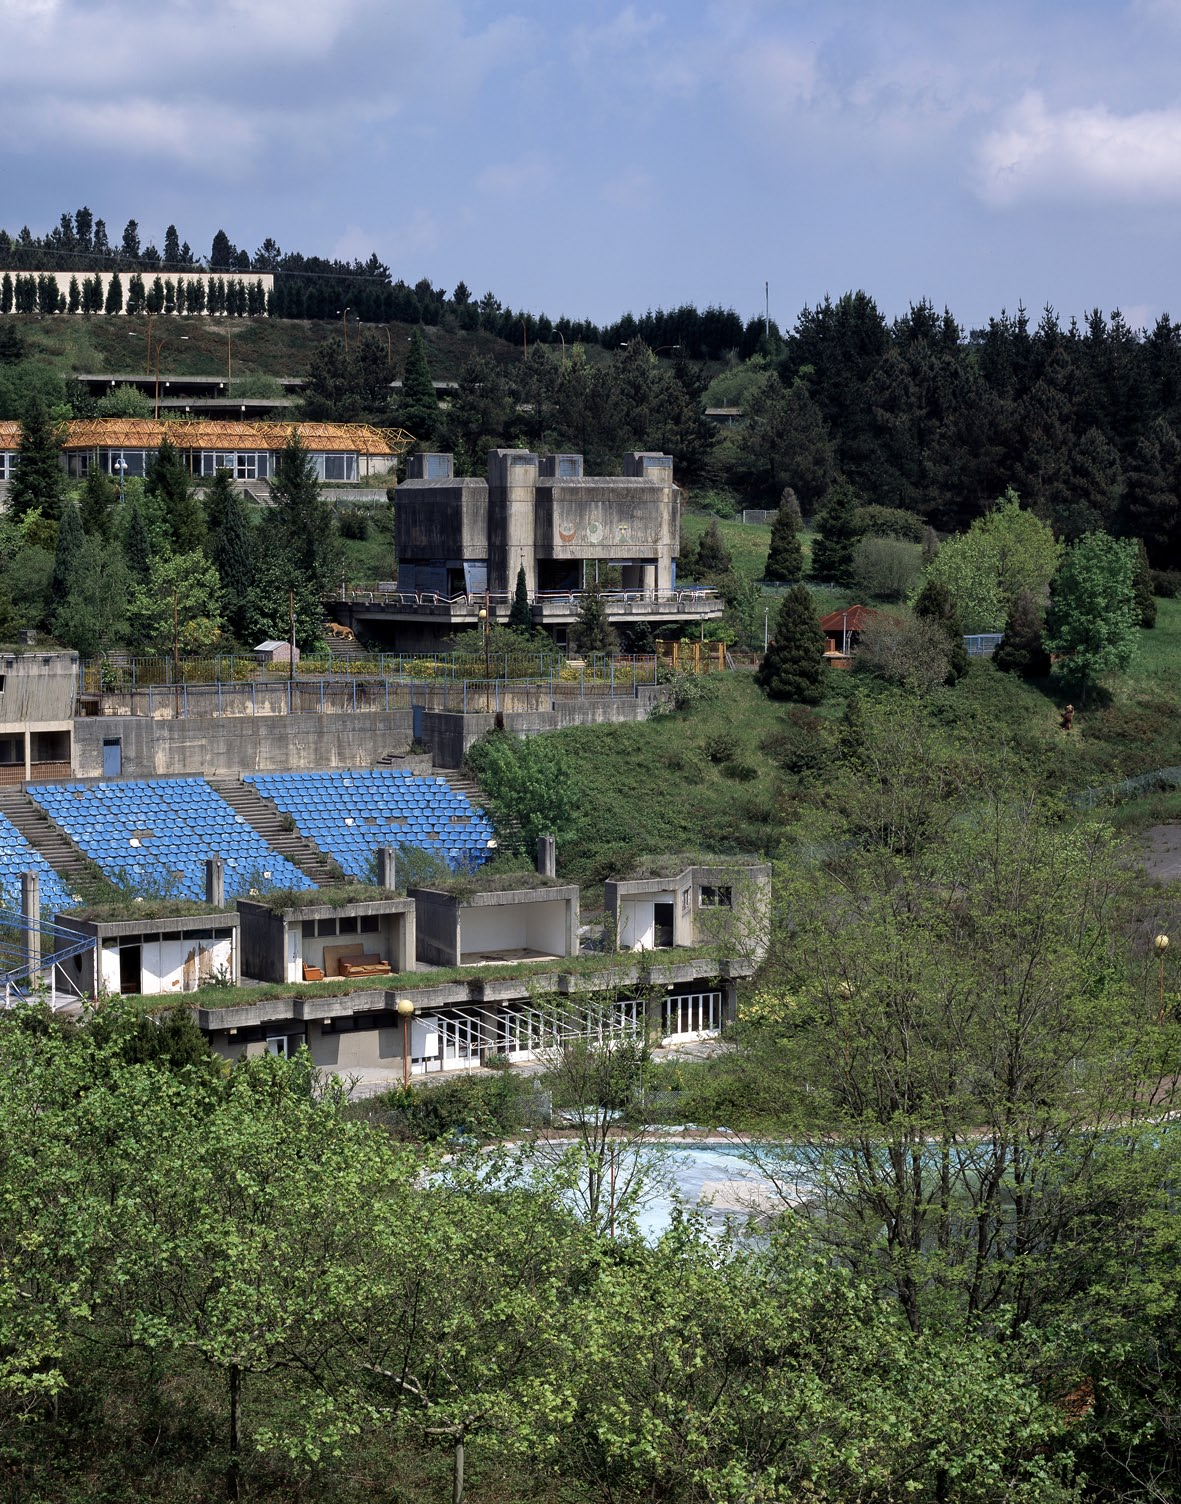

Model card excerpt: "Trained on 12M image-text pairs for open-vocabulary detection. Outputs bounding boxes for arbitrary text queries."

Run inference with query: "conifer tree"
[80,464,116,539]
[809,478,861,586]
[7,394,66,521]
[695,519,733,577]
[270,431,341,586]
[211,480,255,639]
[764,488,804,582]
[123,497,153,579]
[993,590,1051,678]
[913,579,969,682]
[398,329,441,444]
[573,578,619,653]
[755,583,827,703]
[147,438,205,554]
[508,565,533,636]
[49,501,85,605]
[1133,538,1157,629]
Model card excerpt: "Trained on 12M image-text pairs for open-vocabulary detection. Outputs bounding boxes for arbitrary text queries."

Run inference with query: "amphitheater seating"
[29,779,315,902]
[0,811,75,915]
[244,769,495,879]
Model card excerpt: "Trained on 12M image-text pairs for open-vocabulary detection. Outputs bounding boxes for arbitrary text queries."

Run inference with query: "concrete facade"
[407,882,580,968]
[55,910,240,997]
[196,955,751,1072]
[238,895,415,985]
[396,449,679,600]
[0,652,77,783]
[605,862,772,961]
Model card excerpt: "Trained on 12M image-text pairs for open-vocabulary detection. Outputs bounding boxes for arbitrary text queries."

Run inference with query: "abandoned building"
[330,448,724,650]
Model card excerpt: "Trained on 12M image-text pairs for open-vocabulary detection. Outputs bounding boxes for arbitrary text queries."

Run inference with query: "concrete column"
[536,834,556,878]
[205,856,225,908]
[23,731,30,783]
[20,871,40,982]
[376,846,397,889]
[487,449,538,597]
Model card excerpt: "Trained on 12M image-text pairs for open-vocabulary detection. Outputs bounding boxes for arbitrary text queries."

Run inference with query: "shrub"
[852,536,923,602]
[855,615,953,693]
[703,730,737,764]
[852,505,925,542]
[337,506,372,540]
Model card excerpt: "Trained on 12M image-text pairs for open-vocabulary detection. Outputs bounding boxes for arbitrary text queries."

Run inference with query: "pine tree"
[993,590,1051,678]
[147,438,205,553]
[211,482,256,638]
[764,489,804,582]
[508,565,533,636]
[809,478,861,586]
[1133,538,1157,629]
[123,497,153,579]
[202,468,236,538]
[573,578,619,653]
[7,394,66,521]
[104,271,123,315]
[695,519,733,577]
[398,329,441,444]
[270,431,341,586]
[913,579,969,682]
[921,526,940,566]
[49,501,85,605]
[80,464,117,539]
[755,583,827,703]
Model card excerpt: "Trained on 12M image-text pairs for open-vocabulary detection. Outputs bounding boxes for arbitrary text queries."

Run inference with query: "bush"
[703,730,737,764]
[854,615,953,693]
[1151,569,1181,598]
[852,505,926,542]
[760,708,828,774]
[852,536,923,602]
[338,506,372,540]
[372,1072,541,1141]
[692,488,739,519]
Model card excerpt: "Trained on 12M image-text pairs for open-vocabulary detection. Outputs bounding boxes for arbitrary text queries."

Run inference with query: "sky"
[4,0,1181,336]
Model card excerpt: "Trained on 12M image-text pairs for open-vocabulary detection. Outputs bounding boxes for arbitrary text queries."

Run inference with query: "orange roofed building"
[0,417,410,488]
[816,604,883,666]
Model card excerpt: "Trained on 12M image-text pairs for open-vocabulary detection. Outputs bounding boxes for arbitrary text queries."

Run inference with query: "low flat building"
[238,893,416,986]
[0,651,77,784]
[605,860,771,962]
[55,907,240,996]
[407,878,580,967]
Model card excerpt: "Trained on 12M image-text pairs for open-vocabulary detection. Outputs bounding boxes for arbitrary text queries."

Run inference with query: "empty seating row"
[30,780,315,902]
[0,811,75,915]
[244,769,495,879]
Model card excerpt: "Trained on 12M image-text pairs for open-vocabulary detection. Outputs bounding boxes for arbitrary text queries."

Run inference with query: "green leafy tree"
[466,732,581,857]
[398,329,440,445]
[764,490,804,582]
[7,393,66,521]
[809,477,860,585]
[852,535,922,601]
[923,490,1062,632]
[241,552,322,652]
[854,613,954,694]
[1044,531,1139,698]
[755,583,827,703]
[913,578,969,681]
[127,551,224,653]
[52,540,131,655]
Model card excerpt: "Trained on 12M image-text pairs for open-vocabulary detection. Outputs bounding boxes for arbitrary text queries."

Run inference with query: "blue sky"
[5,0,1181,334]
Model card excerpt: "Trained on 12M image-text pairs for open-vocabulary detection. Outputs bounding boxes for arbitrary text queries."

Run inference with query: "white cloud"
[977,92,1181,206]
[477,152,554,196]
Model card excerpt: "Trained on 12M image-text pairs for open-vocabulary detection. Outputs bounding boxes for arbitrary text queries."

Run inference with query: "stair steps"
[207,777,340,887]
[0,787,95,891]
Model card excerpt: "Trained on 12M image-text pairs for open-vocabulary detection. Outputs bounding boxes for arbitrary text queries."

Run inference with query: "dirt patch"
[1139,825,1181,881]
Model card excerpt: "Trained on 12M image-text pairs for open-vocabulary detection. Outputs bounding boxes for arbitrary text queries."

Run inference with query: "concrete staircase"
[207,777,341,888]
[0,787,94,889]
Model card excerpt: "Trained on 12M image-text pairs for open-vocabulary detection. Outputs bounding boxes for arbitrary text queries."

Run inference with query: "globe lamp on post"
[1155,933,1170,1023]
[396,996,416,1087]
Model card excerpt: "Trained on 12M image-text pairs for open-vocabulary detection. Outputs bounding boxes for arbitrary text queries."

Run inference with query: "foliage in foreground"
[0,1001,1083,1504]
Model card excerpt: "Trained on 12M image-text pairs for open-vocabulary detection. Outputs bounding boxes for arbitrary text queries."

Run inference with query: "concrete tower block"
[536,834,557,878]
[487,449,539,597]
[20,871,40,981]
[205,857,225,908]
[375,846,397,889]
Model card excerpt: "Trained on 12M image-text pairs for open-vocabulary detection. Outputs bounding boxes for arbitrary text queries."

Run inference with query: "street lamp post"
[114,457,127,507]
[478,602,492,712]
[1155,933,1170,1023]
[396,996,416,1087]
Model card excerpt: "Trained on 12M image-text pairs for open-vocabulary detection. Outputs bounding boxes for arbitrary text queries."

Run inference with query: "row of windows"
[36,449,363,481]
[199,451,271,480]
[0,454,17,480]
[301,914,382,939]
